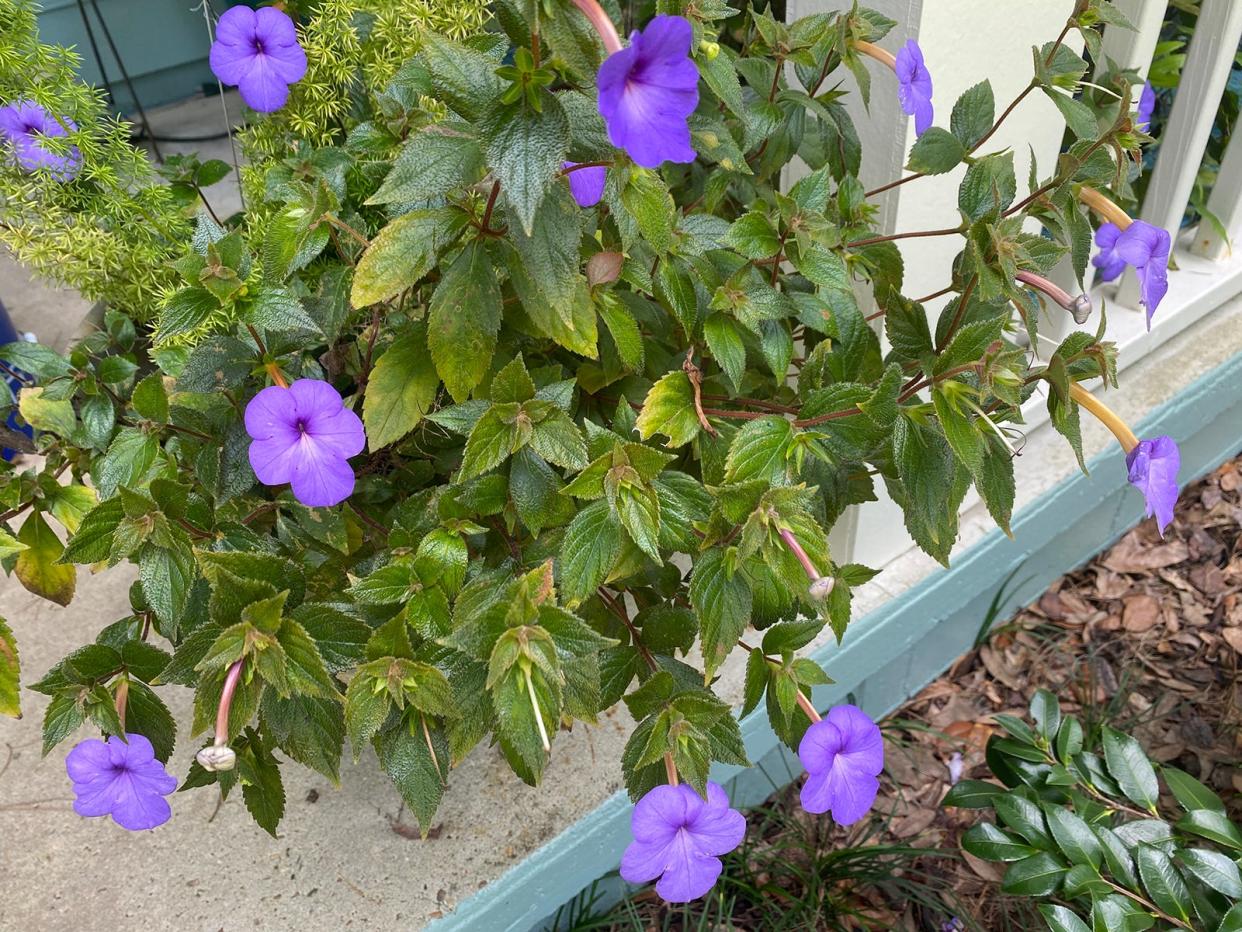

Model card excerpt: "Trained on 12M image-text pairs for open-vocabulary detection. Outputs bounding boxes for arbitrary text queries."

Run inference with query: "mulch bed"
[613,454,1242,930]
[858,454,1242,929]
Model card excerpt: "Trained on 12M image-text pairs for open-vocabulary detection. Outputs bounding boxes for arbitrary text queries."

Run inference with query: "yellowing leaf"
[15,512,76,606]
[363,325,440,450]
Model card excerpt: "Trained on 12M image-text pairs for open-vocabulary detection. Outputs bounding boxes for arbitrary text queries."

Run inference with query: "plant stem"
[114,677,129,729]
[479,181,502,235]
[599,589,658,672]
[1069,383,1138,452]
[846,225,963,249]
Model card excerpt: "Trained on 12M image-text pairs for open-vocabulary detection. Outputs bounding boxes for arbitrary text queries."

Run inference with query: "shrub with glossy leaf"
[0,0,1160,845]
[948,689,1242,932]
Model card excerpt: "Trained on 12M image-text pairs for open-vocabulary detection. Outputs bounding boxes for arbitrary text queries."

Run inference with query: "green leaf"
[261,692,345,783]
[422,38,503,121]
[428,243,503,401]
[1177,809,1242,850]
[690,549,752,677]
[598,297,644,372]
[1045,805,1103,869]
[139,540,195,629]
[351,207,464,307]
[239,738,286,837]
[1001,852,1067,896]
[345,673,391,760]
[479,95,570,235]
[950,80,995,149]
[725,416,793,484]
[704,314,747,393]
[620,169,677,256]
[368,130,483,205]
[1102,726,1159,812]
[1178,848,1242,898]
[0,618,19,718]
[725,211,781,259]
[96,427,159,499]
[978,435,1016,535]
[636,372,702,448]
[459,404,520,481]
[124,680,176,763]
[364,324,440,449]
[959,152,1016,221]
[42,690,86,754]
[376,716,449,836]
[1135,845,1192,924]
[962,821,1039,862]
[509,448,573,536]
[617,484,661,562]
[246,287,321,336]
[995,792,1054,849]
[559,500,623,606]
[157,287,220,342]
[277,619,337,699]
[1162,765,1226,813]
[507,182,582,315]
[59,498,124,564]
[15,512,75,606]
[1038,904,1090,932]
[1030,688,1061,742]
[529,408,588,471]
[906,127,966,175]
[1045,88,1099,139]
[942,779,1005,809]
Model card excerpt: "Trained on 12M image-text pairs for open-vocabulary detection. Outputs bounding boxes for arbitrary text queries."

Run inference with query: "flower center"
[252,38,266,55]
[294,418,309,436]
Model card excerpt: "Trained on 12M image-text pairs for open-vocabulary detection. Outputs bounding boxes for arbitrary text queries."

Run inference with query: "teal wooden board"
[429,346,1242,932]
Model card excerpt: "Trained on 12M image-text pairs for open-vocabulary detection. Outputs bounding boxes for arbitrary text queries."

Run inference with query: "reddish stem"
[1015,271,1092,323]
[664,752,680,787]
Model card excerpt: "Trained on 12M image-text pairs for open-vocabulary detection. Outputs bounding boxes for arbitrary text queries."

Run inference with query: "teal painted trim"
[37,0,227,109]
[429,348,1242,932]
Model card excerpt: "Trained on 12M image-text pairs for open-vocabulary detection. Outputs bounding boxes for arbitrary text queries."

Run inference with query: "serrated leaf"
[480,95,570,235]
[0,618,19,718]
[635,372,701,448]
[15,512,75,606]
[558,500,623,606]
[690,549,751,677]
[368,130,483,206]
[428,242,502,401]
[364,324,440,449]
[351,208,464,307]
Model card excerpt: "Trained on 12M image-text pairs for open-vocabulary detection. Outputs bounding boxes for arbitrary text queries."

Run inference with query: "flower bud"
[1069,293,1092,325]
[809,576,835,601]
[699,40,720,60]
[196,745,237,772]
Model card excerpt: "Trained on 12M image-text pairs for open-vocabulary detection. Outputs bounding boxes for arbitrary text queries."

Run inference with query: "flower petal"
[245,384,298,441]
[209,40,256,86]
[1114,221,1166,267]
[249,436,298,486]
[108,772,173,830]
[620,836,673,884]
[237,58,293,113]
[825,704,884,776]
[1127,436,1179,536]
[65,738,112,782]
[214,5,257,46]
[800,768,834,814]
[564,163,607,207]
[797,718,844,775]
[654,832,723,902]
[254,6,298,46]
[1138,259,1168,325]
[630,783,688,844]
[288,437,356,506]
[72,772,124,817]
[824,763,880,825]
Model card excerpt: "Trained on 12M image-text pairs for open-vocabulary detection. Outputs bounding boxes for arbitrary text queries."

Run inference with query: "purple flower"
[564,162,607,207]
[1127,435,1179,536]
[0,100,81,179]
[245,379,366,507]
[65,733,176,831]
[597,15,699,169]
[209,6,307,113]
[1092,222,1126,282]
[1115,220,1171,326]
[895,40,934,137]
[1136,81,1156,132]
[798,704,883,824]
[620,781,746,902]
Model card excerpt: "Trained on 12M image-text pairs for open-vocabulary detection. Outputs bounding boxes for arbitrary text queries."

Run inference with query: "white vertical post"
[1192,132,1242,260]
[1118,0,1242,307]
[1098,0,1168,76]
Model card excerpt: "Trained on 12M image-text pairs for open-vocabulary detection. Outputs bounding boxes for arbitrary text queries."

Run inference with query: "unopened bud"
[809,576,835,601]
[699,40,720,60]
[196,745,237,772]
[1070,293,1092,325]
[586,251,624,287]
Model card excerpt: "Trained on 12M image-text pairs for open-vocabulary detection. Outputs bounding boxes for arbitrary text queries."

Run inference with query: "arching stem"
[1069,383,1138,453]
